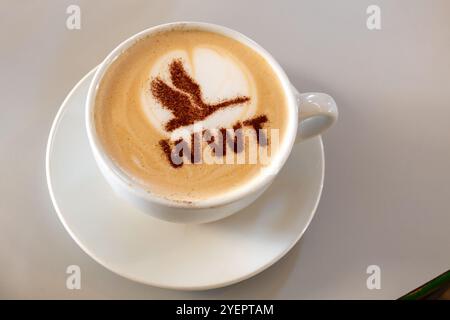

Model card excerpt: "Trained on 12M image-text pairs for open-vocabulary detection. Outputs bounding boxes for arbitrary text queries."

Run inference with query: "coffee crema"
[94,28,288,202]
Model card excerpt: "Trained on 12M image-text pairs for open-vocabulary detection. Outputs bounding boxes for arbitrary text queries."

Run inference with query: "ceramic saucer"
[46,68,325,290]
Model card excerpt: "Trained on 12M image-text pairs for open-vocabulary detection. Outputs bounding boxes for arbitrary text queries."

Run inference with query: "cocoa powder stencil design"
[151,59,270,168]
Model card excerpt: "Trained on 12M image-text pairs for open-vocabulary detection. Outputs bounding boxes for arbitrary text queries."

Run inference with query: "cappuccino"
[94,28,288,202]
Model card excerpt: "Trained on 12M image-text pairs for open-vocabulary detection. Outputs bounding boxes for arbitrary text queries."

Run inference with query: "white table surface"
[1,0,449,299]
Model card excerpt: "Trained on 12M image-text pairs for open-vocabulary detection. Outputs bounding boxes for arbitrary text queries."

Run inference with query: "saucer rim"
[45,67,325,290]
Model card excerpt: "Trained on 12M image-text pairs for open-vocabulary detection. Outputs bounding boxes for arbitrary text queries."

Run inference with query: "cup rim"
[85,21,298,209]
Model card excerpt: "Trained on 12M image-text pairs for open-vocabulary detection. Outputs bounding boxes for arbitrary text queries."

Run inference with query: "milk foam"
[141,46,257,140]
[95,29,288,201]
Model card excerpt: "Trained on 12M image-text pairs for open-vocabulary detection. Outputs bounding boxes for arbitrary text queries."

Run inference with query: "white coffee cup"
[86,22,338,224]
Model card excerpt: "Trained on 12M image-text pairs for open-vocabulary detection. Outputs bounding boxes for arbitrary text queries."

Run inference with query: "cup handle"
[291,85,338,143]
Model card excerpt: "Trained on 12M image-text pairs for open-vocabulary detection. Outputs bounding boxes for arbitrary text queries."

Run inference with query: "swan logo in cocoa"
[152,59,279,168]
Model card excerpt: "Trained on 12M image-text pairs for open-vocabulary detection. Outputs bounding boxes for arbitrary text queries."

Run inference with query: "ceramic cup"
[86,22,338,224]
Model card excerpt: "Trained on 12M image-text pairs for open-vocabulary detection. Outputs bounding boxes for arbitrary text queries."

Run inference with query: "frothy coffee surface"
[94,28,288,202]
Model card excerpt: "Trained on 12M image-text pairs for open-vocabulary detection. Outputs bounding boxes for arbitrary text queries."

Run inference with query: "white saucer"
[46,68,325,290]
